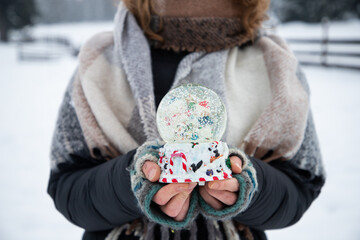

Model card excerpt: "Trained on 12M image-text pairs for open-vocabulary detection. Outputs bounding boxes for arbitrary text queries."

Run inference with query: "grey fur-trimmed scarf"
[50,2,324,239]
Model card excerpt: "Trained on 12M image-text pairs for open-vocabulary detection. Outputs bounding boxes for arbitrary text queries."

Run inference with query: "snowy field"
[0,20,360,240]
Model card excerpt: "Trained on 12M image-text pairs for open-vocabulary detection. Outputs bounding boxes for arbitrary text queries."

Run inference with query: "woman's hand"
[142,161,197,221]
[199,156,243,210]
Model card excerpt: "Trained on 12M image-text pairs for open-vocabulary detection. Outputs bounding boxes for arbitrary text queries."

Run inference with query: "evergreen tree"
[0,0,37,42]
[271,0,360,23]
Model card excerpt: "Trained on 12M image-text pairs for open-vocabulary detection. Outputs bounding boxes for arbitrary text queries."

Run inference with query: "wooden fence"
[17,36,79,61]
[286,19,360,70]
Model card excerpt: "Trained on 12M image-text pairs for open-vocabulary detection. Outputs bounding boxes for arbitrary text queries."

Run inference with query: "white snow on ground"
[267,66,360,240]
[0,20,360,240]
[0,44,82,239]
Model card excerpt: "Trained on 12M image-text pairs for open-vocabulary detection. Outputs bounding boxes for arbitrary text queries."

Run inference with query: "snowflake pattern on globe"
[156,84,232,184]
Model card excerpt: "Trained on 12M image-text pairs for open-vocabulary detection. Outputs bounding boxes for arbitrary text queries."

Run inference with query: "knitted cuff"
[142,183,200,229]
[133,139,165,179]
[227,147,251,170]
[199,147,258,220]
[130,140,199,229]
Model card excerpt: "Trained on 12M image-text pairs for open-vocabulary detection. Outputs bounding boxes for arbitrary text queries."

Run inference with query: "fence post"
[321,17,329,66]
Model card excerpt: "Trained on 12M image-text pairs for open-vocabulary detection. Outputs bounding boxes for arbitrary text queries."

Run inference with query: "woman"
[47,0,325,239]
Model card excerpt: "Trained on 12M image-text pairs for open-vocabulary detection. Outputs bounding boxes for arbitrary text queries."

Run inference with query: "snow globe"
[156,84,232,185]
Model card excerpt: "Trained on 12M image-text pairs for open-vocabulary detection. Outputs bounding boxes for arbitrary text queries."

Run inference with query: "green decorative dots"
[226,157,231,169]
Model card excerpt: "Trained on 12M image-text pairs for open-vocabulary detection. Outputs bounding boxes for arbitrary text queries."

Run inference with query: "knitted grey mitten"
[199,146,258,219]
[129,139,200,229]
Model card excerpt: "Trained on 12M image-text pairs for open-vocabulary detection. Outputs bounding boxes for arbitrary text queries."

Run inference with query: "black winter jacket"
[47,47,325,240]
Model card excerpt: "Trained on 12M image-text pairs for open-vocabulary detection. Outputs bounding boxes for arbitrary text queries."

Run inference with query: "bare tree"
[0,0,37,42]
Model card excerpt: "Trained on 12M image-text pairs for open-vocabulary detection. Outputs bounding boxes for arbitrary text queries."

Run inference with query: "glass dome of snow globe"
[156,84,227,143]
